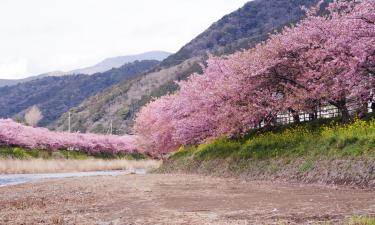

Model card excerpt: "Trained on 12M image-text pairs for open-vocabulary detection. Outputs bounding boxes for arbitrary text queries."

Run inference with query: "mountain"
[51,0,322,134]
[0,60,159,126]
[51,58,202,134]
[161,0,324,67]
[69,51,171,75]
[0,51,171,87]
[0,71,65,87]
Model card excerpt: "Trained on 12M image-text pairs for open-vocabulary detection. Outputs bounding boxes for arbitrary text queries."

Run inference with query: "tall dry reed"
[0,159,161,174]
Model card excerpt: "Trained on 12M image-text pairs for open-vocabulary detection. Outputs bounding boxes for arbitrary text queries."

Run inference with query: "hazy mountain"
[0,51,171,87]
[0,60,159,126]
[0,71,65,87]
[69,51,171,75]
[52,0,322,134]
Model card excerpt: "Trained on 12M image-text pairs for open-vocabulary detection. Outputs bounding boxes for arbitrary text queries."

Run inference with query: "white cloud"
[0,0,250,79]
[0,58,29,79]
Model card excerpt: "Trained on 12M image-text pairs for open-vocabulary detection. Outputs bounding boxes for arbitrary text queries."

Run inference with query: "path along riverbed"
[0,174,374,224]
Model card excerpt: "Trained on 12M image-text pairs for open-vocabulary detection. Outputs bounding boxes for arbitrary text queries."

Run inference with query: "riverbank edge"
[157,158,375,189]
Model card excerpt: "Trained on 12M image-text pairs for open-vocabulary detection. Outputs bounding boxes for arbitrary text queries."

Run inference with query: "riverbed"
[0,174,374,224]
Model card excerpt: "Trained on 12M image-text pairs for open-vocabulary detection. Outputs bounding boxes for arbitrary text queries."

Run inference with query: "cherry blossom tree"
[135,0,375,154]
[24,105,43,127]
[0,119,137,155]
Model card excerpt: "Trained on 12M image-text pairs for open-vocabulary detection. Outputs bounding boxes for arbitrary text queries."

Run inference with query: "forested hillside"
[161,0,322,66]
[52,0,321,134]
[51,58,202,134]
[0,60,159,126]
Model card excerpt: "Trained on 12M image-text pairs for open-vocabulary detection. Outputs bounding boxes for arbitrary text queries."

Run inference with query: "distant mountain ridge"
[0,51,171,87]
[0,71,65,87]
[69,51,171,75]
[162,0,323,67]
[0,60,159,126]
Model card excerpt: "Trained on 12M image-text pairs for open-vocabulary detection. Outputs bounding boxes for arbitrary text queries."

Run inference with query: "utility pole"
[110,119,113,135]
[106,119,113,135]
[68,111,71,133]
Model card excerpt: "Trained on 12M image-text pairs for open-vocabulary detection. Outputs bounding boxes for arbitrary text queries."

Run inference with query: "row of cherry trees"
[0,119,137,155]
[134,0,375,155]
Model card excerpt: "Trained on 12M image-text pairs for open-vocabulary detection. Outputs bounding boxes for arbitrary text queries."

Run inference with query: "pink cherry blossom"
[134,0,375,154]
[0,119,137,155]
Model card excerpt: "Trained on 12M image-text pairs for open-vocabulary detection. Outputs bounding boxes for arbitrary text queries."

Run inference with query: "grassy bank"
[344,216,375,225]
[0,147,160,174]
[160,116,375,188]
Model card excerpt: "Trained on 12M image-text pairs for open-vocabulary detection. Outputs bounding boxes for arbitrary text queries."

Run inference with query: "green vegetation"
[162,115,375,187]
[0,147,147,160]
[345,216,375,225]
[281,216,375,225]
[172,116,375,162]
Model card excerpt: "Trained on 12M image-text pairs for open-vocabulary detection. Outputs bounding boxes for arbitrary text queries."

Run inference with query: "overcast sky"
[0,0,249,79]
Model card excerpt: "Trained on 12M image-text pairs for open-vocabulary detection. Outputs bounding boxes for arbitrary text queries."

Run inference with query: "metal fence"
[275,101,373,125]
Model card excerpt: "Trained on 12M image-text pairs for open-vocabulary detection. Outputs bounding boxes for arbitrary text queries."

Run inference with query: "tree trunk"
[337,101,351,123]
[329,99,351,123]
[289,109,300,123]
[357,102,368,118]
[263,113,278,129]
[293,114,300,123]
[162,156,167,163]
[309,112,317,121]
[340,106,351,123]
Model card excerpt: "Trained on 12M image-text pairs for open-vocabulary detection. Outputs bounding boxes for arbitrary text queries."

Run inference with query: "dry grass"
[0,159,161,174]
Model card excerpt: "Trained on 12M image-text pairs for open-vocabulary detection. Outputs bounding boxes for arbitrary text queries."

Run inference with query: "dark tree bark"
[356,102,369,118]
[330,99,351,123]
[339,105,351,123]
[289,108,300,123]
[159,153,167,163]
[264,113,277,128]
[309,112,317,121]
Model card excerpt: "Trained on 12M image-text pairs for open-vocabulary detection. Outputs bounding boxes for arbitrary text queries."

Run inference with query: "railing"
[275,101,373,125]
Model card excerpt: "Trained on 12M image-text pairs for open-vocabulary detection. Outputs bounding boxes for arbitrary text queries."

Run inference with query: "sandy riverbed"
[0,174,374,224]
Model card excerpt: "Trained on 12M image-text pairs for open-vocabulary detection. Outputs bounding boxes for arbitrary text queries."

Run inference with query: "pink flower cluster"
[0,119,137,155]
[135,0,375,155]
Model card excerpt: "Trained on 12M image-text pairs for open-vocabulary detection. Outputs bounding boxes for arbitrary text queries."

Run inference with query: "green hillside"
[0,60,159,126]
